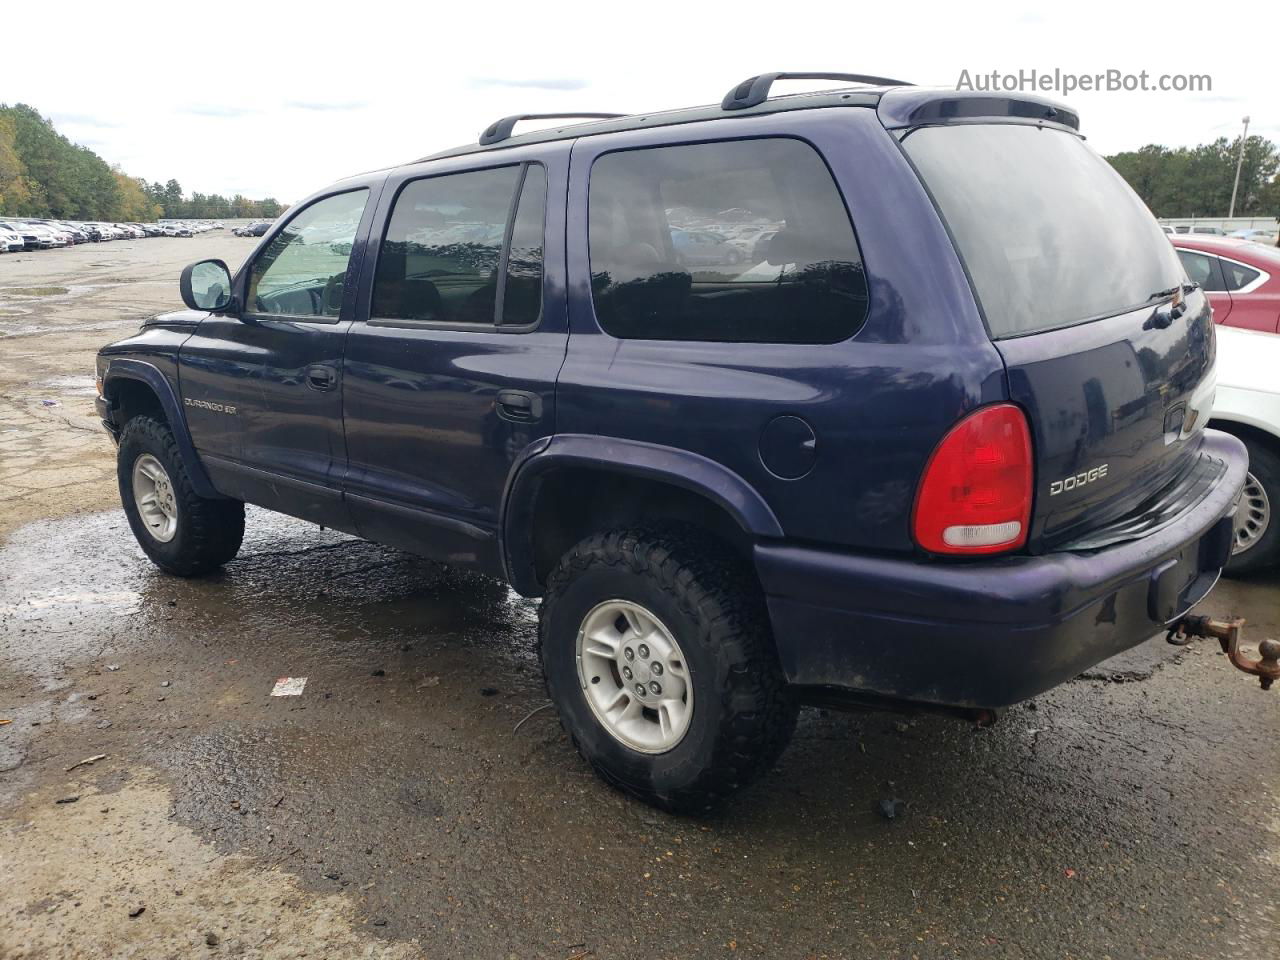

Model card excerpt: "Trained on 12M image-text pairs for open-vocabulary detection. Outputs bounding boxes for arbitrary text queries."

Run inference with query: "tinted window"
[501,165,546,326]
[1221,259,1261,291]
[247,189,368,317]
[904,125,1183,338]
[1176,250,1226,292]
[372,166,523,325]
[588,139,867,343]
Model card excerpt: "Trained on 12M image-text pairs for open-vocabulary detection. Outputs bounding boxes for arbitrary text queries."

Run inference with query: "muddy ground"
[1,236,1278,959]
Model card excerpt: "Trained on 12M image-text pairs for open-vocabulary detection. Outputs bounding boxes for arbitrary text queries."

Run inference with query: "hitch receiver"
[1166,614,1280,690]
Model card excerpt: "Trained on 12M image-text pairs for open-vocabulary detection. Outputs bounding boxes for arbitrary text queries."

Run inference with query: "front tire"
[1225,437,1279,575]
[540,526,798,813]
[117,416,244,576]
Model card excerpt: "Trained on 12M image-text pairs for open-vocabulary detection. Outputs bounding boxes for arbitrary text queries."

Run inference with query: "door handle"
[306,364,338,391]
[495,389,541,423]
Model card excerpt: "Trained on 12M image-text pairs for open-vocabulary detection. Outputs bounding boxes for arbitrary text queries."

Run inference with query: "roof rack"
[721,72,913,111]
[479,113,626,146]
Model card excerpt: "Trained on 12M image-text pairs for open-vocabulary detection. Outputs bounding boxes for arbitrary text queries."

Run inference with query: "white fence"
[1158,216,1279,232]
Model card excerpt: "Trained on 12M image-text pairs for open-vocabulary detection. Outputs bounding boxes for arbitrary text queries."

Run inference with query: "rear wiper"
[1149,281,1202,301]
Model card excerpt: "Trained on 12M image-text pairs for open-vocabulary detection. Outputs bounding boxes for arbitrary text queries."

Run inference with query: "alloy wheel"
[575,599,693,754]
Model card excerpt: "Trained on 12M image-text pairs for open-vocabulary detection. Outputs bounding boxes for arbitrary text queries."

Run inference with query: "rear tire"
[1225,437,1279,575]
[117,415,244,576]
[540,525,798,813]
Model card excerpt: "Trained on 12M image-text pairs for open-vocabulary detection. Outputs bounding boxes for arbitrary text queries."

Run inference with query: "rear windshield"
[902,124,1183,339]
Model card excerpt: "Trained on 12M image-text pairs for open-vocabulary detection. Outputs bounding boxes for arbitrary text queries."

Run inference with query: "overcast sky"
[7,0,1276,204]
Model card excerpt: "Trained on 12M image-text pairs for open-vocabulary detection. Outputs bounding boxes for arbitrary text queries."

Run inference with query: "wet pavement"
[2,235,1279,957]
[3,506,1278,958]
[0,235,257,538]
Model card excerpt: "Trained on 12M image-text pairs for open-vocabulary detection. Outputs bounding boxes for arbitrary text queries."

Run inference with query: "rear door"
[902,123,1217,550]
[1217,250,1280,333]
[340,144,568,574]
[1175,247,1233,324]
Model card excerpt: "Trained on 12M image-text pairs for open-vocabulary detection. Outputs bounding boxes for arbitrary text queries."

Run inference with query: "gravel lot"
[1,236,1278,959]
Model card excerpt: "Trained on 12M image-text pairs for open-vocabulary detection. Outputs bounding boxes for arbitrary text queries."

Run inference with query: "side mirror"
[180,259,236,313]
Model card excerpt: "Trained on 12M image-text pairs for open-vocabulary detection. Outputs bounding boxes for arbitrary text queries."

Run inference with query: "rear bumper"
[755,430,1248,709]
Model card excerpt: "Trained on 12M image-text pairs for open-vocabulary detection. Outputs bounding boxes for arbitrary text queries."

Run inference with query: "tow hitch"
[1166,614,1280,690]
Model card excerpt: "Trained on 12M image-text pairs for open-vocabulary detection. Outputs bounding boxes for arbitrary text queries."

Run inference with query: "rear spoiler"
[878,88,1080,133]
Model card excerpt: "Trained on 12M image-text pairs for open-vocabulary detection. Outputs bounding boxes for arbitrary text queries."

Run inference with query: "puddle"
[0,286,69,298]
[34,374,99,397]
[0,507,536,683]
[0,317,142,338]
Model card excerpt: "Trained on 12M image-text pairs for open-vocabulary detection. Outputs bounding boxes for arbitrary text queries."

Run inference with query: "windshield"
[902,124,1183,338]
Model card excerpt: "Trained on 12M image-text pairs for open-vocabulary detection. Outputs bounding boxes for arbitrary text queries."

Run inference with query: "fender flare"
[500,433,782,594]
[102,358,225,499]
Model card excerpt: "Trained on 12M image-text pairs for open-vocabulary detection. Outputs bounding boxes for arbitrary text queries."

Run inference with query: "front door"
[340,145,568,574]
[184,186,377,529]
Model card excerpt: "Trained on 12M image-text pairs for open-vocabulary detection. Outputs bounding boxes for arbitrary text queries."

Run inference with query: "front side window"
[247,189,369,317]
[371,164,545,326]
[588,138,868,343]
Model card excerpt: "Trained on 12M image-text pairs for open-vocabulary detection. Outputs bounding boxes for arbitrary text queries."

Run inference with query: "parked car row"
[166,221,225,235]
[1161,223,1280,245]
[0,218,226,252]
[233,221,274,237]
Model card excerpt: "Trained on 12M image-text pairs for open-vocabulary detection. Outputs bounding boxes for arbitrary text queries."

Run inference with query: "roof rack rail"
[479,113,626,146]
[721,72,913,111]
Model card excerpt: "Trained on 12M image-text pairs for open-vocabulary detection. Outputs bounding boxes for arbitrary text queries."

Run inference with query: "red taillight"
[912,403,1033,556]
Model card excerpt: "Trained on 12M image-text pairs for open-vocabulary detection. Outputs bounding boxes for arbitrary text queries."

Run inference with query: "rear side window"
[588,138,867,343]
[903,125,1183,338]
[372,163,545,326]
[1176,250,1226,292]
[501,165,547,326]
[1221,259,1261,292]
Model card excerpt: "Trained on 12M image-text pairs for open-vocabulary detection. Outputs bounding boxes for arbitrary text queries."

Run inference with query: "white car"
[0,223,25,252]
[21,222,63,247]
[1211,325,1280,572]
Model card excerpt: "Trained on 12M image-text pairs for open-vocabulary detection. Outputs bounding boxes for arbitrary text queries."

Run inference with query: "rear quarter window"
[588,138,868,343]
[903,124,1183,339]
[1221,260,1261,292]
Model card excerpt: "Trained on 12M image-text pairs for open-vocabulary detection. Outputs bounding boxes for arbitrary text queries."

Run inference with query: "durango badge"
[1049,464,1108,496]
[184,397,237,415]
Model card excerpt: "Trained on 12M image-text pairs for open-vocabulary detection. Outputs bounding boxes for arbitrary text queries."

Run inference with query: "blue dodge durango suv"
[96,73,1248,811]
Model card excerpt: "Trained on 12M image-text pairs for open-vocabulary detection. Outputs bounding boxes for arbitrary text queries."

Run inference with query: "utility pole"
[1228,115,1250,219]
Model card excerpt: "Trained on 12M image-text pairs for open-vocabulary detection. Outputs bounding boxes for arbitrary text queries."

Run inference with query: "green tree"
[1,103,286,222]
[1108,135,1280,218]
[0,112,41,215]
[162,179,184,217]
[1259,175,1280,219]
[113,169,161,221]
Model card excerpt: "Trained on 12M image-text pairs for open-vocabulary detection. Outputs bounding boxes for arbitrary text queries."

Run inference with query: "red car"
[1171,235,1280,333]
